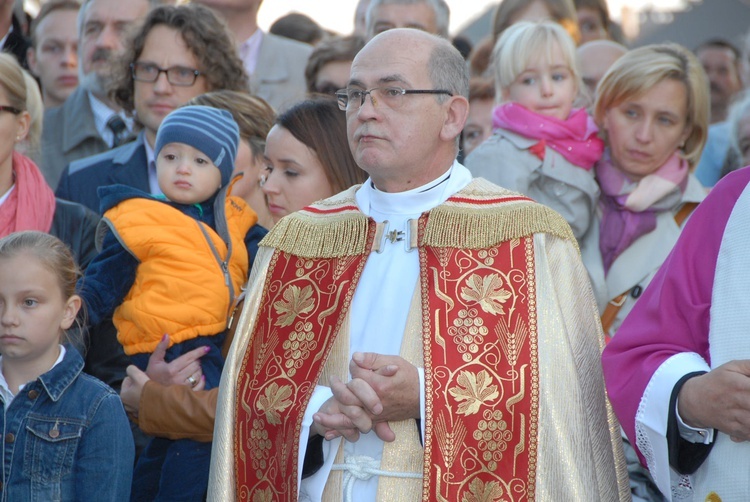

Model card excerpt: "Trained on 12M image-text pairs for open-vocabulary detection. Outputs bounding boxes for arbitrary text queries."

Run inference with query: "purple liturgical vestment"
[602,166,750,500]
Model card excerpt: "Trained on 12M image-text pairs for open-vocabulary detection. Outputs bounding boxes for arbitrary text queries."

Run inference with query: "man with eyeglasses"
[55,3,249,215]
[40,0,151,190]
[210,28,628,501]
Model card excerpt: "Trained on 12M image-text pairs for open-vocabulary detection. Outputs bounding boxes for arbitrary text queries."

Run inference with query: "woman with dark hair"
[263,98,366,223]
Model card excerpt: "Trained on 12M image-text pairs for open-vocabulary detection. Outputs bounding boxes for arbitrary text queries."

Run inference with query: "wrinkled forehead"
[349,34,432,88]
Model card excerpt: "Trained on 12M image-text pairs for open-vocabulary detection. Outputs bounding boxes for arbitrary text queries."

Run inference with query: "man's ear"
[440,95,470,143]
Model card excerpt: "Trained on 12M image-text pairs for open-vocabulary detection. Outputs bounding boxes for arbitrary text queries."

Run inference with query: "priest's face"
[345,29,454,192]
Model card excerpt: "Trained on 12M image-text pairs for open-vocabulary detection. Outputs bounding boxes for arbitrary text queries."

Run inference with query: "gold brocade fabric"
[208,179,629,501]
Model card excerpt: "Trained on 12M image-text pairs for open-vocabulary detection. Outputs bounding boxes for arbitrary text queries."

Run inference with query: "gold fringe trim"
[260,180,577,257]
[258,186,370,258]
[423,179,577,249]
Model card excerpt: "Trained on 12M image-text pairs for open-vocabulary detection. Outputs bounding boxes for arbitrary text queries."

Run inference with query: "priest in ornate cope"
[209,28,629,502]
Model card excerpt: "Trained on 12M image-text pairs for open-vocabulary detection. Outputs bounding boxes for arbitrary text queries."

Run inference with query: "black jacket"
[50,198,131,396]
[2,14,30,69]
[50,197,100,270]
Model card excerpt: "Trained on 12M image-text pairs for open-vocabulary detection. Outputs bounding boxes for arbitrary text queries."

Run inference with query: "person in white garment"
[209,28,628,501]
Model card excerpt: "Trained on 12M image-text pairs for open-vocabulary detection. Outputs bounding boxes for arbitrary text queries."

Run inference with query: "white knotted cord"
[331,455,422,502]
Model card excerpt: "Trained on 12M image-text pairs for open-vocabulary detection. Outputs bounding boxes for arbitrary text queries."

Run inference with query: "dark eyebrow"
[348,78,366,88]
[347,74,409,89]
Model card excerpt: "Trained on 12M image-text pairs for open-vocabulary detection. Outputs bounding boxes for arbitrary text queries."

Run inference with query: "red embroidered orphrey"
[235,211,538,501]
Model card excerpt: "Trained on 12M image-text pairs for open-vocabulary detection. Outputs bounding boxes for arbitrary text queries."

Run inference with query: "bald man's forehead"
[350,30,434,87]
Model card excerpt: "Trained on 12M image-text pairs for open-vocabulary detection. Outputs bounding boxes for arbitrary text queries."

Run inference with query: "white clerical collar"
[356,161,472,218]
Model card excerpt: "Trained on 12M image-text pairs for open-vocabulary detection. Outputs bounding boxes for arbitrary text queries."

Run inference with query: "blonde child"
[0,231,133,500]
[464,20,607,309]
[79,105,261,500]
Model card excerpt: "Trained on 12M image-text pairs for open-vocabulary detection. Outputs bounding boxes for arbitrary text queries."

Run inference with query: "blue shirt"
[0,346,133,501]
[694,122,730,188]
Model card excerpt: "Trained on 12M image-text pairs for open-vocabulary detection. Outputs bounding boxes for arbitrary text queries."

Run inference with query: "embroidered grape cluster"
[449,308,489,362]
[249,419,272,478]
[477,248,498,266]
[294,258,314,278]
[472,410,513,470]
[282,321,318,376]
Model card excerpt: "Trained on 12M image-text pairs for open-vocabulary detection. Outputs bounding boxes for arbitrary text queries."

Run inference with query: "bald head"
[354,28,468,98]
[577,40,627,96]
[346,29,469,192]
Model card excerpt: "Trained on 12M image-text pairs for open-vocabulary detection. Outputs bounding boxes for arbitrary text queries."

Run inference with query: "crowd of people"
[1,0,750,500]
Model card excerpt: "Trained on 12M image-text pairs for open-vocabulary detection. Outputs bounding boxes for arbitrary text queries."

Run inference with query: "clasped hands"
[311,352,420,444]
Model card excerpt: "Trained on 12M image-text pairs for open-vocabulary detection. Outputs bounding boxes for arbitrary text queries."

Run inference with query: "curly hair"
[110,4,248,114]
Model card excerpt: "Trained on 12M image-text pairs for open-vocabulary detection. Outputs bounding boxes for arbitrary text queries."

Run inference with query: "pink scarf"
[492,102,604,170]
[596,151,689,273]
[0,151,56,237]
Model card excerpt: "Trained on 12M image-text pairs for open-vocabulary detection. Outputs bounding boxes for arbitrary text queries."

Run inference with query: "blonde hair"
[21,70,42,161]
[0,231,83,345]
[492,21,581,100]
[594,43,710,169]
[0,52,27,112]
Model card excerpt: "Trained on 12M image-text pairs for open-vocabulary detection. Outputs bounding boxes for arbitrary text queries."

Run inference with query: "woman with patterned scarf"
[594,43,709,502]
[595,44,708,339]
[0,52,99,269]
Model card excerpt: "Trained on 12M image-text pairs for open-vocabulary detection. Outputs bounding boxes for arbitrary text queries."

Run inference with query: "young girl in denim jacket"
[0,231,133,501]
[464,20,607,309]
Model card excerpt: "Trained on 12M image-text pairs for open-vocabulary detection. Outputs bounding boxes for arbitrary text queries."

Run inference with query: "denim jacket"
[0,346,134,501]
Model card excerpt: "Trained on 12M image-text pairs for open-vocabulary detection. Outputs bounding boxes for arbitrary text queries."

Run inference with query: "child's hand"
[120,365,150,417]
[146,334,207,387]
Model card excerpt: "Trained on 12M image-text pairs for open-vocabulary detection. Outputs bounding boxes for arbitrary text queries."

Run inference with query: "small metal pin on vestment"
[386,230,404,243]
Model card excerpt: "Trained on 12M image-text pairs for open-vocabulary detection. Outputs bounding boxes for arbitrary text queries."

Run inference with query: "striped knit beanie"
[154,105,240,187]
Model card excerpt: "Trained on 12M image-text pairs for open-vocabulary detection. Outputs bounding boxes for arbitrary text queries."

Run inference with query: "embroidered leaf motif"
[257,382,293,425]
[252,488,274,502]
[461,478,504,502]
[460,273,511,315]
[273,284,315,327]
[448,370,499,416]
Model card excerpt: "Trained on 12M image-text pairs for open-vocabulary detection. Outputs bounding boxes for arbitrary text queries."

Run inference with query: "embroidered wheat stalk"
[435,411,467,470]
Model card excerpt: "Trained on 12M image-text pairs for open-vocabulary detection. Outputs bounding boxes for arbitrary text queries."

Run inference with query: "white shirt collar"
[239,29,264,77]
[88,92,133,147]
[0,345,66,409]
[0,183,15,206]
[355,160,472,220]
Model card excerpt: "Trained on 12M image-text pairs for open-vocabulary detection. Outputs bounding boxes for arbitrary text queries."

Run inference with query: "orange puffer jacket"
[103,194,256,355]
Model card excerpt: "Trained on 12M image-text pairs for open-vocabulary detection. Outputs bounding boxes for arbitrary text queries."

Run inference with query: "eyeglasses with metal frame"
[335,86,453,111]
[130,62,202,87]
